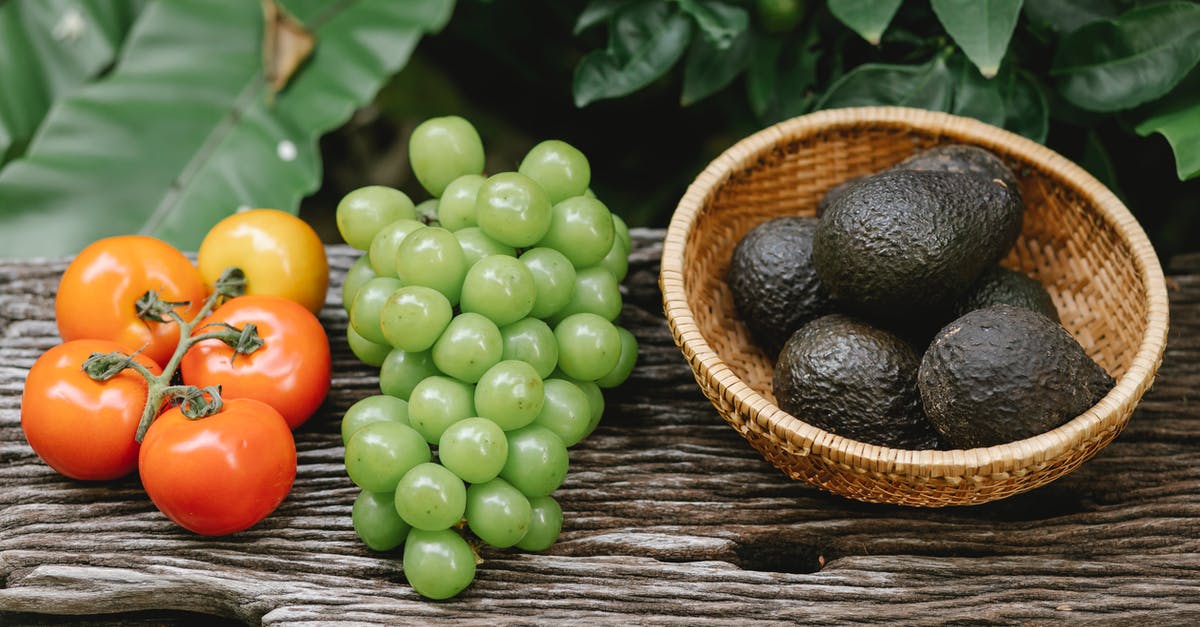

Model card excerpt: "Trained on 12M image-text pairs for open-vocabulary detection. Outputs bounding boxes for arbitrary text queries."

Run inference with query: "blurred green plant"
[571,0,1200,177]
[0,0,453,258]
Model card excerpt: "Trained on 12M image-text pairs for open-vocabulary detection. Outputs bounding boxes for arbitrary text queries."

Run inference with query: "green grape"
[432,312,503,383]
[409,115,485,197]
[516,495,563,552]
[439,417,508,484]
[395,226,468,305]
[438,174,486,231]
[612,213,631,254]
[460,255,537,327]
[368,219,425,277]
[536,196,614,268]
[380,285,453,352]
[408,376,476,444]
[347,325,391,367]
[379,349,439,400]
[350,277,405,346]
[403,528,476,600]
[344,421,431,493]
[475,172,553,247]
[455,226,517,267]
[533,378,592,447]
[342,254,378,311]
[518,139,591,204]
[500,317,558,379]
[554,313,622,381]
[474,360,544,431]
[337,186,416,250]
[500,425,569,498]
[415,198,440,225]
[596,325,638,389]
[341,394,409,445]
[551,372,606,438]
[583,188,596,198]
[353,489,410,551]
[519,247,576,320]
[465,477,532,548]
[595,235,629,283]
[552,266,622,322]
[394,462,467,531]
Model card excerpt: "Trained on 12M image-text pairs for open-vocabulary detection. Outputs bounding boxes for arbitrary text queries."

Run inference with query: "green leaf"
[948,55,1048,142]
[574,0,638,35]
[826,0,901,46]
[1052,2,1200,112]
[573,2,693,107]
[1135,69,1200,180]
[931,0,1023,78]
[0,0,453,258]
[675,0,748,50]
[815,56,955,112]
[680,16,751,105]
[746,35,784,118]
[0,0,144,165]
[1022,0,1120,34]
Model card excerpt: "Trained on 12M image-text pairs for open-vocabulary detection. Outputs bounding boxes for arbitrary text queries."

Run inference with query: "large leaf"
[949,56,1048,142]
[574,0,638,35]
[0,0,453,258]
[815,57,955,112]
[826,0,901,46]
[573,2,693,107]
[1022,0,1120,34]
[0,0,143,165]
[1052,2,1200,112]
[676,0,748,50]
[1135,69,1200,180]
[681,18,750,105]
[931,0,1023,78]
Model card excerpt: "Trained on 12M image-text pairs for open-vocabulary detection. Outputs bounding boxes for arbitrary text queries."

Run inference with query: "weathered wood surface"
[2,230,1199,625]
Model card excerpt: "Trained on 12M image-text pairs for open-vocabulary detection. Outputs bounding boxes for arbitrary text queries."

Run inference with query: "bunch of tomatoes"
[20,209,332,536]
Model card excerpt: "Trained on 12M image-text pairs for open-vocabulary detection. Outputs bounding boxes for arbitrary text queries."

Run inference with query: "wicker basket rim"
[660,106,1170,479]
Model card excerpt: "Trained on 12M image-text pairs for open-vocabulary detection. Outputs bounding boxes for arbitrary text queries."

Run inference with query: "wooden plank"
[2,230,1199,623]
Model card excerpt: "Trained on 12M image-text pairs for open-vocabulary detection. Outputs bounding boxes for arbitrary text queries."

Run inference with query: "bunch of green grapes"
[336,116,637,600]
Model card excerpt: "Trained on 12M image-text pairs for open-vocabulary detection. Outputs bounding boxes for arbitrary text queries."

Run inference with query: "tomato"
[180,294,331,430]
[197,208,330,314]
[20,339,162,480]
[56,235,209,368]
[139,398,296,536]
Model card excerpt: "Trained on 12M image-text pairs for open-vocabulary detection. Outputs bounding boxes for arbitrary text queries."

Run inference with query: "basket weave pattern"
[661,107,1169,507]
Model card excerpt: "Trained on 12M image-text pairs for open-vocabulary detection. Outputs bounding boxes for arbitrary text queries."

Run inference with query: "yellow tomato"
[197,209,329,313]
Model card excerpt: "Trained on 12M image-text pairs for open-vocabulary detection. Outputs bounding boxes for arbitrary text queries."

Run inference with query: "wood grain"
[2,232,1199,624]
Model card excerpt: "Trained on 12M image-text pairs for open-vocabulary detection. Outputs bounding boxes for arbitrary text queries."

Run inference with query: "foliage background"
[1,0,1197,260]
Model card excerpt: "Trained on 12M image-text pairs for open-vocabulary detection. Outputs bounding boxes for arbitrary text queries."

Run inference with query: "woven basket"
[660,107,1169,507]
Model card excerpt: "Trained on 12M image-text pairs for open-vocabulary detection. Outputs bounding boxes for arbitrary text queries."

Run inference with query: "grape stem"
[82,267,256,441]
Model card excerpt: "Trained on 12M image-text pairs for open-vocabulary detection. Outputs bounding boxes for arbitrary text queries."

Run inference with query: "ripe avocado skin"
[728,216,832,356]
[816,144,1019,218]
[812,169,1022,324]
[918,305,1114,449]
[773,314,941,450]
[954,266,1059,322]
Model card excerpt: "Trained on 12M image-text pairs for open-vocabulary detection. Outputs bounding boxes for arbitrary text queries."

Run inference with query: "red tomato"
[180,295,331,430]
[20,339,162,480]
[139,398,297,536]
[56,235,209,368]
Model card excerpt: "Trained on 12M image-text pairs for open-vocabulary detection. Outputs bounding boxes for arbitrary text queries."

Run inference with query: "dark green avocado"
[918,305,1114,449]
[954,266,1059,322]
[812,169,1023,324]
[728,216,833,356]
[772,314,941,450]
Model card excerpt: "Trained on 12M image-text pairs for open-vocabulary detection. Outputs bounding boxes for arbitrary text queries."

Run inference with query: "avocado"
[728,216,833,356]
[812,169,1023,324]
[918,305,1114,449]
[815,144,1019,218]
[772,314,941,449]
[954,266,1059,322]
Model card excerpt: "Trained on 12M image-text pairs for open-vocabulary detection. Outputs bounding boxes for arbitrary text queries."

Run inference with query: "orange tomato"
[20,339,162,480]
[55,235,208,368]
